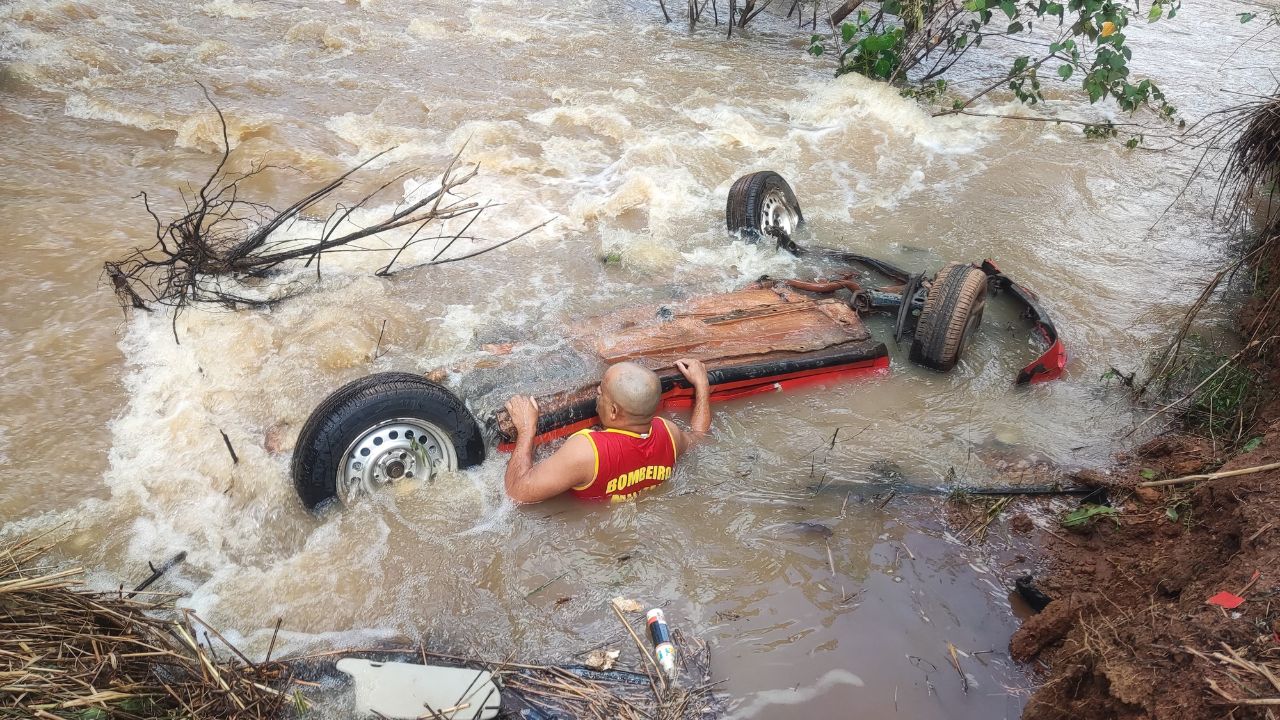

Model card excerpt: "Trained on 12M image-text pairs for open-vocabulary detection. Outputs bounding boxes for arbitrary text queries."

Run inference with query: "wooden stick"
[524,571,569,600]
[1139,461,1280,488]
[1247,522,1274,543]
[1208,677,1280,705]
[609,603,664,699]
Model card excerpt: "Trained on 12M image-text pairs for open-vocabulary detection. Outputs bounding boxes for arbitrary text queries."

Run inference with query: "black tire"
[726,171,805,244]
[291,372,485,511]
[909,263,988,372]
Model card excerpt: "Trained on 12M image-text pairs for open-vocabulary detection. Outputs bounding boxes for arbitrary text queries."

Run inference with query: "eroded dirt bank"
[1009,241,1280,720]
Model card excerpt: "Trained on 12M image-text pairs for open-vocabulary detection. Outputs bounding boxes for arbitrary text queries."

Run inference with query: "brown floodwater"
[1,0,1275,717]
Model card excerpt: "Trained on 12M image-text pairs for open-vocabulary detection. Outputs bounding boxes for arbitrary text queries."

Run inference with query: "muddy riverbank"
[998,227,1280,719]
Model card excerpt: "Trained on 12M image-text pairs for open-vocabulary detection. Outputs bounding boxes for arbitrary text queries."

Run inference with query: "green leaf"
[1148,4,1163,22]
[1061,504,1119,528]
[1007,20,1024,33]
[1139,468,1158,480]
[841,22,856,42]
[865,33,895,52]
[1000,0,1017,19]
[1239,12,1256,23]
[1165,505,1179,521]
[1242,436,1263,452]
[1057,64,1073,80]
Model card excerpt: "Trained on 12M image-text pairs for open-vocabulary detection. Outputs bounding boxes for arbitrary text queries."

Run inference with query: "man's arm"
[503,395,596,503]
[670,358,712,457]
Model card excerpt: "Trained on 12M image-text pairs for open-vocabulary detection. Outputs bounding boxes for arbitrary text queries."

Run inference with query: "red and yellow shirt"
[570,418,677,502]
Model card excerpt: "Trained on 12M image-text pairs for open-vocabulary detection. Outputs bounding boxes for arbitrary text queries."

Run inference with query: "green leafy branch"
[808,0,1186,140]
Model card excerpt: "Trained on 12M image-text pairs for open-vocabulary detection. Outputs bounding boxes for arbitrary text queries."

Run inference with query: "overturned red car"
[290,171,1066,510]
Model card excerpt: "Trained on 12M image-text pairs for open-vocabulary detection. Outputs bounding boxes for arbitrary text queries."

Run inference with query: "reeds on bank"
[0,532,293,719]
[1214,92,1280,231]
[2,530,727,720]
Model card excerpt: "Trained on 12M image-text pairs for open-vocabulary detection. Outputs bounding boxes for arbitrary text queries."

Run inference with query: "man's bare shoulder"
[549,433,597,467]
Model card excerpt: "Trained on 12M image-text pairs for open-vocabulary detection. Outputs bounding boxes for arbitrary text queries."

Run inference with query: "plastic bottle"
[645,608,677,678]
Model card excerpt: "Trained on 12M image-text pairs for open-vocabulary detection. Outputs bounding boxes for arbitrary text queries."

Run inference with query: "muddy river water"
[1,0,1276,717]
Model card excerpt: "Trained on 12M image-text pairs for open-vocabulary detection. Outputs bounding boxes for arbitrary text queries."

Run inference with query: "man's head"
[596,362,661,429]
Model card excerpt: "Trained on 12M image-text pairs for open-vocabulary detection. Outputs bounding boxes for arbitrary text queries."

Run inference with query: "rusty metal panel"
[582,286,869,369]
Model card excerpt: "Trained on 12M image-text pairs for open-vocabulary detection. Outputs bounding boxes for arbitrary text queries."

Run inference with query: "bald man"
[502,359,711,504]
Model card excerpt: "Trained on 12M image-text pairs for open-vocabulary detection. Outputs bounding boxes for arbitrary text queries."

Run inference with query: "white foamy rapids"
[528,104,635,143]
[406,17,449,40]
[0,26,73,87]
[598,226,683,273]
[63,93,289,153]
[680,104,785,154]
[568,164,711,233]
[103,309,298,569]
[326,112,436,164]
[283,19,364,57]
[64,93,169,133]
[466,5,535,43]
[785,74,990,156]
[679,238,803,290]
[93,160,560,571]
[201,0,262,20]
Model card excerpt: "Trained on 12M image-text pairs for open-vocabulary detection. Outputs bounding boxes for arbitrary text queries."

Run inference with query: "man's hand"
[675,358,709,391]
[505,395,539,437]
[502,394,595,504]
[673,358,712,443]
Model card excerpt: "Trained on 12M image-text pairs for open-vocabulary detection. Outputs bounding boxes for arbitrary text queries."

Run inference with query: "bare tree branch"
[104,89,548,335]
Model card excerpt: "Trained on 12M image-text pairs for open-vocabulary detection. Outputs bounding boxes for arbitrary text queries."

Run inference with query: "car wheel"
[291,372,486,511]
[726,171,805,246]
[909,263,988,372]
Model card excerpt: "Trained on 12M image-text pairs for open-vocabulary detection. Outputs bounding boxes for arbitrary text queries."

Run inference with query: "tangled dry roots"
[104,87,547,336]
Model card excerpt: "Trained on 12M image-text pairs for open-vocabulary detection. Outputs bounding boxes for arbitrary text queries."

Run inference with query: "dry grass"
[2,527,727,719]
[0,532,293,719]
[1187,643,1280,710]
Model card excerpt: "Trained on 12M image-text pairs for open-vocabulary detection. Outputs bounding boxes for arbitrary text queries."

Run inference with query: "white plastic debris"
[336,658,501,720]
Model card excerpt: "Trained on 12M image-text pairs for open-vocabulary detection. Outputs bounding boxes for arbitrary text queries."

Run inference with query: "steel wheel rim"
[759,189,798,238]
[337,418,457,504]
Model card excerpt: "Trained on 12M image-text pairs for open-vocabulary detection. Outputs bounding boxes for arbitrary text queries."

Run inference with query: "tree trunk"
[829,0,866,28]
